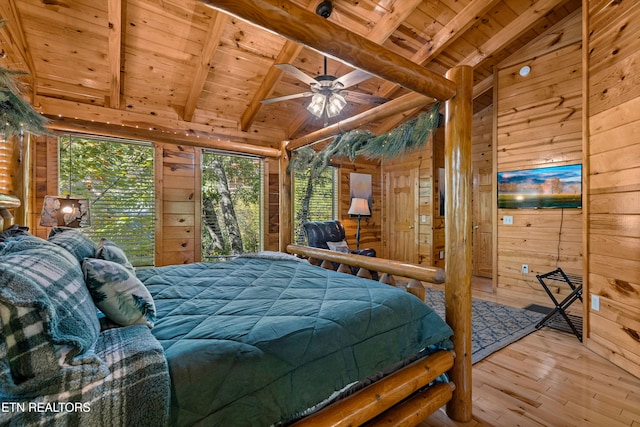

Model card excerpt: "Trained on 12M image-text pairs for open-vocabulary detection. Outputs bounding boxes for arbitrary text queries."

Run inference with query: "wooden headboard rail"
[286,244,444,299]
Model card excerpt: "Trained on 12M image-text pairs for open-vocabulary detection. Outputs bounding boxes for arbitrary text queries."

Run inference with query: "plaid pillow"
[48,227,97,263]
[83,258,156,328]
[0,236,105,394]
[95,238,134,273]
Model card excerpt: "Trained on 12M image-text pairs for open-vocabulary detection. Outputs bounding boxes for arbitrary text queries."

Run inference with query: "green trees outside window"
[201,152,262,259]
[59,136,155,266]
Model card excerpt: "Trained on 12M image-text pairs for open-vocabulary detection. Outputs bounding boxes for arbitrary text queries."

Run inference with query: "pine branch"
[290,102,441,174]
[0,20,50,136]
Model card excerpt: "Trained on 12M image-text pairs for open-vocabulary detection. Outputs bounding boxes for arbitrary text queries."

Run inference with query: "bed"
[0,226,456,426]
[139,252,453,426]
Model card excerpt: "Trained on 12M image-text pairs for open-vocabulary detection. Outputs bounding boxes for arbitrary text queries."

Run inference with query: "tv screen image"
[497,164,582,209]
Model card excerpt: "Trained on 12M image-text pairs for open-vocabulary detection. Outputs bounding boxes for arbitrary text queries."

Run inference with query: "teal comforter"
[137,253,453,426]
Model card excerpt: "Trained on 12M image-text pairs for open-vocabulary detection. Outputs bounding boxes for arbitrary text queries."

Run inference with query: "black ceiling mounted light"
[315,0,333,18]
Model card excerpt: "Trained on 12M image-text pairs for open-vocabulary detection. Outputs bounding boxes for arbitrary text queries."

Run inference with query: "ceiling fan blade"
[274,64,317,85]
[334,69,373,89]
[342,91,388,106]
[260,92,314,104]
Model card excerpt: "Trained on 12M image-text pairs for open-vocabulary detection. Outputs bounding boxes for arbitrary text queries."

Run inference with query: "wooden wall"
[31,135,57,239]
[585,0,640,378]
[472,104,494,279]
[0,134,27,227]
[495,9,583,304]
[155,144,201,266]
[335,158,382,256]
[381,134,435,266]
[264,157,280,251]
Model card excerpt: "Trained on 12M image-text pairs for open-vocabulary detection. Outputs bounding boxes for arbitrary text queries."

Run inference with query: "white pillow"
[327,240,350,253]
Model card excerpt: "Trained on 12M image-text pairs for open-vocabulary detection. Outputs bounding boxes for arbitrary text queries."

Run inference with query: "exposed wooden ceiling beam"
[473,75,494,99]
[239,1,319,132]
[183,10,228,122]
[374,0,501,99]
[286,92,435,152]
[375,0,568,132]
[36,96,286,148]
[48,117,281,158]
[366,0,424,42]
[201,0,456,101]
[240,40,302,131]
[107,0,122,109]
[459,0,569,68]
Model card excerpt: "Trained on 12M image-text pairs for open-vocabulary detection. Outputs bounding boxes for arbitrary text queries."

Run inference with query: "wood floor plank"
[418,280,640,427]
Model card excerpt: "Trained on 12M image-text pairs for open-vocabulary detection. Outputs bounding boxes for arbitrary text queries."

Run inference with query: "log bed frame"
[201,1,474,424]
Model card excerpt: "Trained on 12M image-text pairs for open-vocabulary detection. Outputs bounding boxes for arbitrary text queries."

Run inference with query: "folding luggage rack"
[535,268,583,342]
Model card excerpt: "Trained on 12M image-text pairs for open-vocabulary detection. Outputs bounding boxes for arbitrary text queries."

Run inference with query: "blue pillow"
[47,227,97,263]
[95,238,135,273]
[83,258,156,328]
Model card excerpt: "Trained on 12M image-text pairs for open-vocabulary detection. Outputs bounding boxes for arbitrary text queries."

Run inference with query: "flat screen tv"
[497,164,582,209]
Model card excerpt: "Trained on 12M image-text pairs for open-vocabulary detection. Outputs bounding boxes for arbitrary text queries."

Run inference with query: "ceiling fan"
[261,56,387,123]
[260,1,386,124]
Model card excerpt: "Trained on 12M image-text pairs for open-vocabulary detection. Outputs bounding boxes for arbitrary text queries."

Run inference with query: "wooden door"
[384,163,418,262]
[472,166,493,277]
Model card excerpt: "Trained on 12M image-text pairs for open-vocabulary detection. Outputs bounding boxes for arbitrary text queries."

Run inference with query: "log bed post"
[444,65,473,422]
[279,140,292,252]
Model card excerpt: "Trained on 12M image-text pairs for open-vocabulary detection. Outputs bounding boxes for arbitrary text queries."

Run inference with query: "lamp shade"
[348,197,370,216]
[326,93,347,118]
[307,93,327,118]
[40,195,91,228]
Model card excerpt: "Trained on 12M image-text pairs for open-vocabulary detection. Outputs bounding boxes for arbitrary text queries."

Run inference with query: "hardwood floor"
[418,278,640,427]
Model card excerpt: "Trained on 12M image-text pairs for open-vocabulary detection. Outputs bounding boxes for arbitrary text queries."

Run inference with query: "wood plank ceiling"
[0,0,581,155]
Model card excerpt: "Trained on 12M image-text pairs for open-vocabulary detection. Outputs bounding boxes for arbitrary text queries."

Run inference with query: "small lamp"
[348,197,370,250]
[40,195,91,228]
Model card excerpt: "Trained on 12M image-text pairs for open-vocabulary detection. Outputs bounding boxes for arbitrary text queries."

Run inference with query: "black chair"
[302,220,377,279]
[302,220,375,257]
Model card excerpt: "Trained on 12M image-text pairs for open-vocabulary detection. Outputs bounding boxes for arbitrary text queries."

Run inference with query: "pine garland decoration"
[0,21,50,137]
[290,102,441,175]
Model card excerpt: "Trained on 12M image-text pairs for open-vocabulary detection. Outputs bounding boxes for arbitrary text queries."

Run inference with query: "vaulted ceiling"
[0,0,581,156]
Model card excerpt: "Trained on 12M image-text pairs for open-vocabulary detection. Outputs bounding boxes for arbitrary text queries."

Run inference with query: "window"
[59,135,155,266]
[293,167,338,244]
[201,151,262,259]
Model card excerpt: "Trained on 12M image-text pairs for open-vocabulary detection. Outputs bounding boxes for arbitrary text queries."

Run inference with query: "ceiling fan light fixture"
[326,93,347,118]
[307,93,327,118]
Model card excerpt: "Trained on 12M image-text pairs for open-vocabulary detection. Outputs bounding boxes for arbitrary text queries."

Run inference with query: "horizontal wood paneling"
[336,159,382,256]
[586,0,640,379]
[495,13,583,304]
[157,144,200,266]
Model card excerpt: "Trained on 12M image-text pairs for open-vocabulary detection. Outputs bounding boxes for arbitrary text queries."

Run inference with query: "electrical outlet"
[521,264,528,274]
[591,295,600,311]
[503,215,513,225]
[439,251,444,259]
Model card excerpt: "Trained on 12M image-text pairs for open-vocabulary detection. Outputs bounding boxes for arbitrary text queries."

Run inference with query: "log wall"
[495,10,583,304]
[585,0,640,378]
